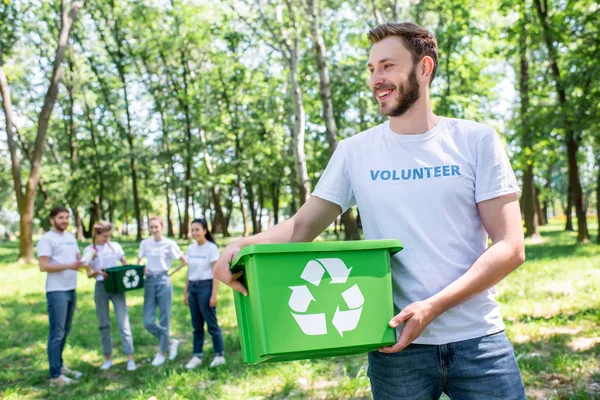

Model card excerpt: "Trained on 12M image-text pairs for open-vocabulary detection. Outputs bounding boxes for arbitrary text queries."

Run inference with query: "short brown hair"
[368,22,438,83]
[49,206,69,219]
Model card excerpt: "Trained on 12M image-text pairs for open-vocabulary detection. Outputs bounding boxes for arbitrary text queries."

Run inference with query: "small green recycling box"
[230,239,403,364]
[104,265,145,293]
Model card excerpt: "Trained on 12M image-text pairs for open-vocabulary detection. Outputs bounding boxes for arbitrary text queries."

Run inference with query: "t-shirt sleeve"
[170,241,183,259]
[138,240,146,258]
[209,243,220,263]
[36,235,53,257]
[474,129,521,203]
[311,140,356,213]
[114,243,125,259]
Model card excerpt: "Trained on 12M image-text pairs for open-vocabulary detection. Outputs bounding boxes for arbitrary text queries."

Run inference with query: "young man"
[215,22,526,399]
[37,206,84,386]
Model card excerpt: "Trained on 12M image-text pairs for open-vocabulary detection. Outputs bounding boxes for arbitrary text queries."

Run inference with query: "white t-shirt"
[138,237,183,274]
[85,242,125,281]
[36,230,80,292]
[312,118,521,345]
[186,241,220,281]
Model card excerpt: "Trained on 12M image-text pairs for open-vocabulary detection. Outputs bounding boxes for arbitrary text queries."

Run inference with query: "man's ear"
[420,56,435,83]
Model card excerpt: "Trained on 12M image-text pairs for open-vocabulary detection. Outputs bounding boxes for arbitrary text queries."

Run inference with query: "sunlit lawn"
[0,219,598,399]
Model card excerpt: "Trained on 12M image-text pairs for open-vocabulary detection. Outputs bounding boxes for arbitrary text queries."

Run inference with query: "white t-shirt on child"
[138,237,183,274]
[36,230,80,292]
[312,117,521,345]
[186,241,220,281]
[85,242,125,281]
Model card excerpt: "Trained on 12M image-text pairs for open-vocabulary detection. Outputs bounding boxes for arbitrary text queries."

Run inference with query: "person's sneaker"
[50,374,75,386]
[209,355,226,368]
[60,366,82,379]
[185,356,203,369]
[100,359,113,371]
[126,359,137,371]
[151,352,166,367]
[168,339,179,361]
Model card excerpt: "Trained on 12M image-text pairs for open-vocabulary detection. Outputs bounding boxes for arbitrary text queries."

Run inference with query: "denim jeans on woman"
[368,331,526,400]
[143,273,172,353]
[94,281,134,356]
[46,290,76,379]
[188,279,224,356]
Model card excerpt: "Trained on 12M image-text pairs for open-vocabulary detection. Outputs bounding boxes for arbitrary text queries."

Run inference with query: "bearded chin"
[382,66,421,117]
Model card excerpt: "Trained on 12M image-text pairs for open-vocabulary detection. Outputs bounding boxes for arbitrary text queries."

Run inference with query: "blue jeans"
[95,281,134,356]
[368,331,526,400]
[46,290,77,379]
[143,273,172,353]
[188,280,224,356]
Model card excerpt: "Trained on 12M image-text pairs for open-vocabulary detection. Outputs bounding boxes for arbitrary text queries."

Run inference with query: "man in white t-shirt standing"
[215,22,526,399]
[37,206,84,386]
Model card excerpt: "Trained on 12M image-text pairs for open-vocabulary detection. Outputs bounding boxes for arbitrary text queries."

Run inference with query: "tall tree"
[1,0,84,261]
[534,0,589,242]
[231,0,311,206]
[307,0,360,240]
[518,7,540,240]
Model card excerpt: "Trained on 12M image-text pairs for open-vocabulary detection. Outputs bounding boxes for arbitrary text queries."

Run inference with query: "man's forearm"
[427,240,525,316]
[231,200,340,249]
[40,263,73,272]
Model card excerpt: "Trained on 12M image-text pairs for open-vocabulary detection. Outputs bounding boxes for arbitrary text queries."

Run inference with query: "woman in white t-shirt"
[183,218,225,369]
[84,221,137,372]
[137,216,187,367]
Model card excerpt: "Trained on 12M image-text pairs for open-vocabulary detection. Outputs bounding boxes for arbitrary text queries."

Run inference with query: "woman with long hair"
[85,221,136,371]
[184,218,225,369]
[137,216,187,367]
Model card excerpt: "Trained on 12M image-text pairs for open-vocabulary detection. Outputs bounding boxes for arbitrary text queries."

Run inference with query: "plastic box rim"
[231,239,403,271]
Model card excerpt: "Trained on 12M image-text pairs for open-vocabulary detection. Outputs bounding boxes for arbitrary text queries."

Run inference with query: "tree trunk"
[0,59,27,255]
[308,0,360,240]
[247,182,259,235]
[180,50,193,239]
[518,13,540,240]
[2,0,84,261]
[199,129,227,236]
[108,199,114,223]
[238,180,250,237]
[534,0,588,242]
[596,158,600,244]
[271,180,280,225]
[225,189,234,233]
[257,184,264,234]
[289,52,310,206]
[534,186,545,229]
[565,181,574,231]
[542,162,553,225]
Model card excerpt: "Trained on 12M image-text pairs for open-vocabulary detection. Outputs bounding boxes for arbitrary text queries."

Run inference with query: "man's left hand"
[379,300,438,354]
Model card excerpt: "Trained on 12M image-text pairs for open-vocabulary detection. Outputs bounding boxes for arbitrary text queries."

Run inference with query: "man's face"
[50,212,70,232]
[368,36,421,117]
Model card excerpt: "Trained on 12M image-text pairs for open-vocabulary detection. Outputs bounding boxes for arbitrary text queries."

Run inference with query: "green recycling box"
[230,239,403,364]
[104,265,145,293]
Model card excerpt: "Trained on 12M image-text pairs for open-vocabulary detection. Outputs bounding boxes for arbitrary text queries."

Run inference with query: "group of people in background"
[37,206,226,386]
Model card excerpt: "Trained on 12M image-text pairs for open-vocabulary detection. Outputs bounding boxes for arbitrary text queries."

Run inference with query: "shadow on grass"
[513,331,600,400]
[517,308,600,325]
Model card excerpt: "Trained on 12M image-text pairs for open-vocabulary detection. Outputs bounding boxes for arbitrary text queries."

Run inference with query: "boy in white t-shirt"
[214,23,526,400]
[36,206,84,386]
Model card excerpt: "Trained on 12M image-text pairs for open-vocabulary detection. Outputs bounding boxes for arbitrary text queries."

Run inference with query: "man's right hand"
[213,244,247,296]
[71,260,84,270]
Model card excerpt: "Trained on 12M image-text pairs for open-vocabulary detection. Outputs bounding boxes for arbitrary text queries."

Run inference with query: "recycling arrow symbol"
[123,269,140,289]
[289,258,364,337]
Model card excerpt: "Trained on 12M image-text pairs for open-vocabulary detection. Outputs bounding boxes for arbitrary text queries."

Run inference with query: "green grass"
[0,220,599,399]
